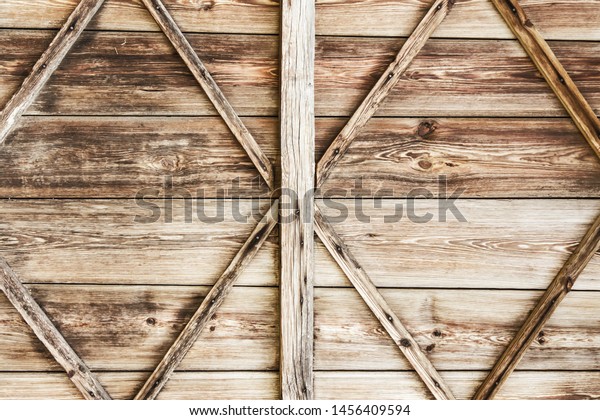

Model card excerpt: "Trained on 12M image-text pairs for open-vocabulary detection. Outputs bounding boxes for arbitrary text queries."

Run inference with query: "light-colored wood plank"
[316,117,600,198]
[0,0,106,145]
[0,30,278,117]
[491,0,600,163]
[1,1,599,41]
[0,199,277,286]
[280,0,315,400]
[474,211,600,400]
[314,199,600,290]
[314,288,600,371]
[135,201,278,400]
[315,206,454,400]
[2,371,598,400]
[140,0,274,188]
[0,258,110,400]
[316,0,455,187]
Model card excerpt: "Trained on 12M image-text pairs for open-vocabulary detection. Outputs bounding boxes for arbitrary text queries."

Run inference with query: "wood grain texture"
[474,211,600,400]
[0,258,110,400]
[2,286,599,372]
[316,117,600,198]
[0,116,277,198]
[491,0,600,163]
[0,199,277,286]
[314,199,600,290]
[0,0,105,144]
[1,1,599,41]
[0,30,278,117]
[315,206,455,400]
[135,201,278,400]
[316,0,455,187]
[280,0,315,400]
[3,371,599,400]
[141,0,274,188]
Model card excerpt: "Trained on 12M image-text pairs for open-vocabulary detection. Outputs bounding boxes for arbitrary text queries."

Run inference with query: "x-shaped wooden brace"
[312,0,600,401]
[0,0,278,400]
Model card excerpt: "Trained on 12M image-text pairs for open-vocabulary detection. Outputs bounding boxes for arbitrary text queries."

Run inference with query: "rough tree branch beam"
[316,0,456,187]
[135,201,279,400]
[314,206,455,400]
[280,0,316,400]
[141,0,275,189]
[0,257,111,400]
[0,0,106,145]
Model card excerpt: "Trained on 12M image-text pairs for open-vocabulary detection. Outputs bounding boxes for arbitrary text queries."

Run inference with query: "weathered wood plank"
[1,1,599,41]
[0,116,277,198]
[491,0,600,163]
[314,288,600,371]
[0,30,278,117]
[135,201,278,400]
[316,117,600,198]
[0,258,110,400]
[1,286,599,372]
[141,0,274,188]
[2,32,600,117]
[314,199,600,290]
[474,211,600,400]
[0,285,279,372]
[2,117,600,198]
[315,207,454,400]
[280,0,315,400]
[0,199,278,286]
[0,0,105,145]
[1,370,599,400]
[316,0,455,187]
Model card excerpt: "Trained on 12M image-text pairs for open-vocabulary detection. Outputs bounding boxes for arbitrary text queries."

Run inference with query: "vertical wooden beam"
[141,0,275,189]
[491,0,600,161]
[280,0,315,400]
[314,206,455,400]
[0,258,111,400]
[316,0,456,188]
[474,211,600,399]
[0,0,106,145]
[134,202,278,400]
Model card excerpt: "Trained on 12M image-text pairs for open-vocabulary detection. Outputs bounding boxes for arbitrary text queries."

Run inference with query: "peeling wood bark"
[134,201,278,400]
[491,0,600,161]
[314,205,455,400]
[0,257,111,400]
[474,211,600,400]
[140,0,274,189]
[316,0,456,187]
[280,0,315,400]
[0,0,105,145]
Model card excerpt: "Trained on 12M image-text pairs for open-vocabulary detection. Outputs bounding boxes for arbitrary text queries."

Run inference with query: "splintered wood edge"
[134,200,279,400]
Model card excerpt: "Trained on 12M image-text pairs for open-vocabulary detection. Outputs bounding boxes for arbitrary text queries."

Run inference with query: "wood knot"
[418,160,432,170]
[433,329,442,337]
[417,121,436,138]
[209,326,216,332]
[200,0,215,11]
[524,19,533,28]
[565,276,574,292]
[434,381,440,388]
[400,338,411,347]
[426,343,436,352]
[146,317,156,326]
[67,370,75,378]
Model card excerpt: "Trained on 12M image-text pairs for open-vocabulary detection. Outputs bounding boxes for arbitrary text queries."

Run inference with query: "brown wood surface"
[280,0,315,400]
[0,0,106,144]
[1,286,599,372]
[3,371,600,400]
[135,201,278,399]
[315,206,455,400]
[3,32,600,118]
[1,0,599,41]
[0,258,111,400]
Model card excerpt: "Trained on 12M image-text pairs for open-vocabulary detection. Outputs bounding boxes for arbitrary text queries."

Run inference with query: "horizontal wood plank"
[3,32,600,118]
[0,199,277,286]
[315,199,600,290]
[0,1,599,41]
[1,286,599,372]
[1,370,599,400]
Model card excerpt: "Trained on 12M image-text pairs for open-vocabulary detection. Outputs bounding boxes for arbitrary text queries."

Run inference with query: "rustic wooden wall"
[0,0,599,399]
